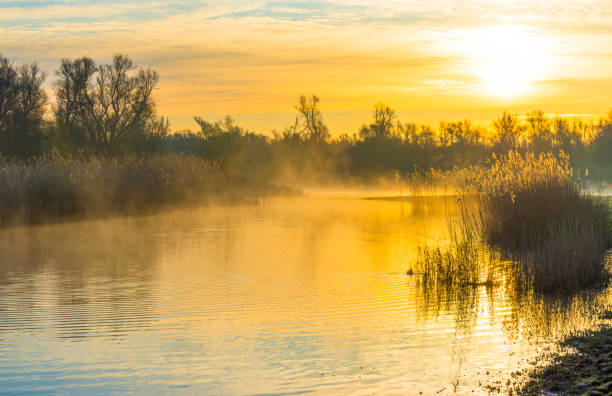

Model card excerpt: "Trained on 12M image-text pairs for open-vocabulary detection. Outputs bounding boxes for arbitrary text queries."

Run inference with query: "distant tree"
[526,110,548,135]
[273,116,304,143]
[193,117,219,138]
[372,103,395,137]
[398,122,418,144]
[439,119,480,146]
[128,115,170,153]
[192,115,271,170]
[525,110,553,152]
[416,125,438,147]
[295,94,329,142]
[0,56,18,131]
[0,55,48,157]
[590,110,612,168]
[551,115,582,151]
[360,102,396,138]
[336,133,357,144]
[194,115,246,137]
[55,54,159,154]
[493,111,524,151]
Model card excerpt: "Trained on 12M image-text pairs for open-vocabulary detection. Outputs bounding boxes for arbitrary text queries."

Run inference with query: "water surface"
[0,196,607,395]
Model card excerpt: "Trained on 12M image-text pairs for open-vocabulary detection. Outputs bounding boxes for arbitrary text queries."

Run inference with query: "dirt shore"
[514,311,612,395]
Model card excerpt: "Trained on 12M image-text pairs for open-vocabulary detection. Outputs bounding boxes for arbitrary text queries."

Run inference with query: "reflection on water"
[0,196,608,395]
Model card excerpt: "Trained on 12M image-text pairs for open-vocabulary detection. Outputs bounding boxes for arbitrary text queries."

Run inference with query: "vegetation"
[0,154,289,225]
[410,152,610,295]
[1,52,612,228]
[465,151,610,293]
[412,235,493,288]
[2,54,612,179]
[54,55,163,155]
[1,53,611,395]
[0,55,47,158]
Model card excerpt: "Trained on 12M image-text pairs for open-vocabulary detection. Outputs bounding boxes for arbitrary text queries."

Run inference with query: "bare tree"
[0,55,47,156]
[439,119,480,146]
[295,95,329,142]
[493,111,524,150]
[194,115,247,138]
[372,103,395,137]
[397,122,417,144]
[0,56,19,131]
[275,116,304,143]
[55,56,96,129]
[55,54,159,154]
[525,110,555,152]
[359,102,396,138]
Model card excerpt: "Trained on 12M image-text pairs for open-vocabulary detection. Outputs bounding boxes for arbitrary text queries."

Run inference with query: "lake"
[0,195,608,395]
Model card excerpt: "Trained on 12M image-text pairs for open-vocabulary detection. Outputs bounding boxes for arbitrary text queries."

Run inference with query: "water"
[0,196,607,395]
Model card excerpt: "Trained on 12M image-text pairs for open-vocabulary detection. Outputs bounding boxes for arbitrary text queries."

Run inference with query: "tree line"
[1,53,611,181]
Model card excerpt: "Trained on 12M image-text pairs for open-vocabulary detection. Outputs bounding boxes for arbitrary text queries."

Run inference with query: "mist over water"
[0,196,608,395]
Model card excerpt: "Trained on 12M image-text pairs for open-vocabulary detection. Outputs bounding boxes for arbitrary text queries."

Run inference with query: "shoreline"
[513,310,612,395]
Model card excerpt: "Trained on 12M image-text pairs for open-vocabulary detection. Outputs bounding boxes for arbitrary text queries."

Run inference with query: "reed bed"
[0,153,277,225]
[463,151,611,293]
[413,238,484,287]
[411,151,610,294]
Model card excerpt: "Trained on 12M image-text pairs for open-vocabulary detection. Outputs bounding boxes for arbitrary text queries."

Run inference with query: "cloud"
[1,0,611,131]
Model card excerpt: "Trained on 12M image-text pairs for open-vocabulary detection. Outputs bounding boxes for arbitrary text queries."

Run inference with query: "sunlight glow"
[472,26,551,97]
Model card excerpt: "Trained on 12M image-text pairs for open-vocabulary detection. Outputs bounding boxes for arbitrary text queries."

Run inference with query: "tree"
[493,111,524,151]
[360,102,396,138]
[439,119,480,146]
[526,110,548,136]
[273,116,304,143]
[590,110,612,167]
[194,116,222,138]
[0,55,48,157]
[194,115,246,138]
[373,102,395,137]
[398,122,418,144]
[526,110,553,152]
[295,94,329,142]
[0,56,19,132]
[55,54,159,154]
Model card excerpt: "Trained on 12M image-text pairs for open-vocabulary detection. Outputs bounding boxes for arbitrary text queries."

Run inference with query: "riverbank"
[0,154,298,226]
[513,309,612,395]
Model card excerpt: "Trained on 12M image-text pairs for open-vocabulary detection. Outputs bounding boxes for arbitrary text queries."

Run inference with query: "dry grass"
[463,151,610,293]
[410,151,610,294]
[414,240,477,286]
[0,153,284,225]
[412,224,495,288]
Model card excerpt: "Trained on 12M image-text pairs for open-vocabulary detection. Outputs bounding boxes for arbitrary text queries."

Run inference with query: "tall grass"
[413,233,494,288]
[414,240,478,286]
[0,153,286,225]
[464,151,610,293]
[410,151,610,294]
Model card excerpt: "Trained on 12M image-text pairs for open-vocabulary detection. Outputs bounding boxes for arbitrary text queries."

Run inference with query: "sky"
[1,0,611,134]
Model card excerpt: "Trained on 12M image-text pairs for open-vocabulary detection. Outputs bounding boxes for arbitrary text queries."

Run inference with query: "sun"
[472,26,551,97]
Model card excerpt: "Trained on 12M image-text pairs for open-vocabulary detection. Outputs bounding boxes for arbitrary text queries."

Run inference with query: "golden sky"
[1,1,611,133]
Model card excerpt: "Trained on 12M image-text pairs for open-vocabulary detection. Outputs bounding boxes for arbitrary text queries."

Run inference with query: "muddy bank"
[513,310,612,395]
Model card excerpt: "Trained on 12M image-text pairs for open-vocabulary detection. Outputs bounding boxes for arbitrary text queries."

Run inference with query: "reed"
[412,230,494,288]
[410,151,610,293]
[0,153,280,225]
[463,151,611,293]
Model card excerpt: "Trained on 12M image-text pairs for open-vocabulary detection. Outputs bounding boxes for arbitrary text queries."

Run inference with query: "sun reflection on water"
[0,196,608,395]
